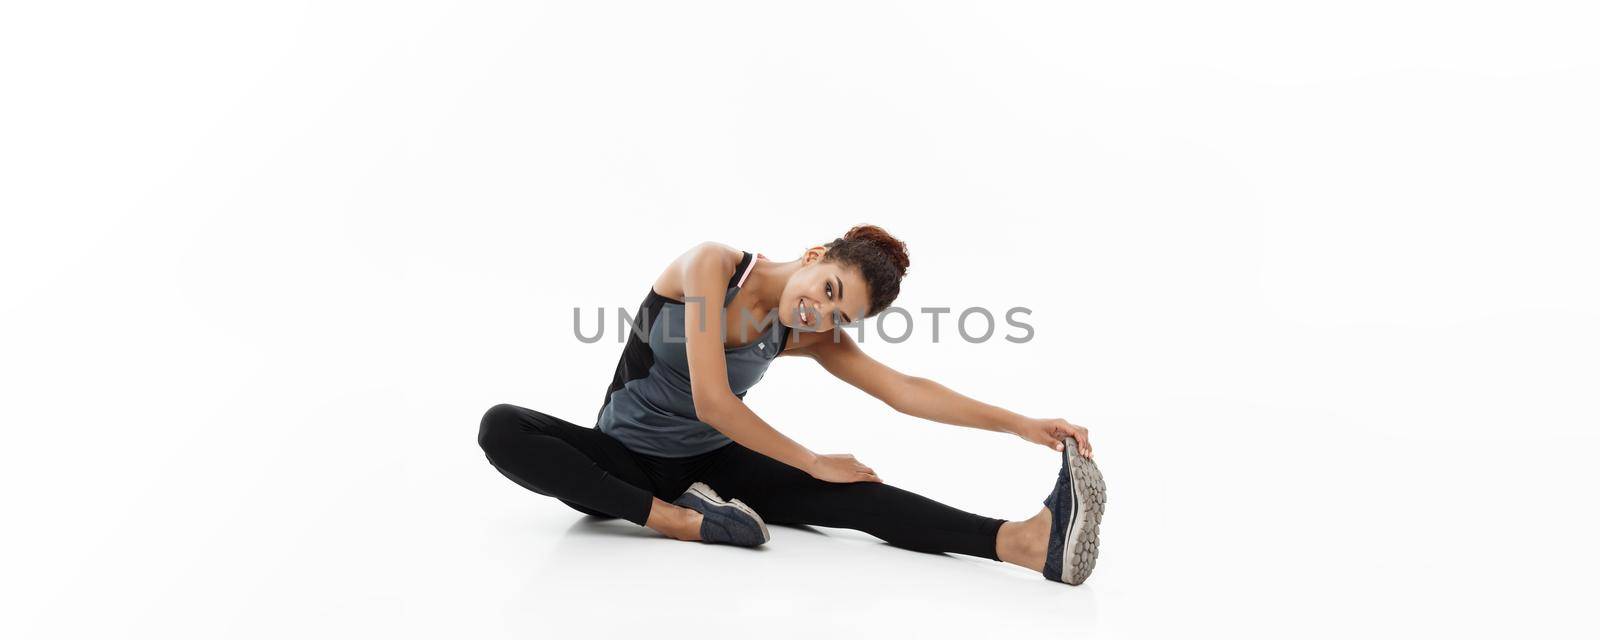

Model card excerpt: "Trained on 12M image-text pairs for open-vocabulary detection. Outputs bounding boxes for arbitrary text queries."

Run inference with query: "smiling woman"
[477,224,1106,585]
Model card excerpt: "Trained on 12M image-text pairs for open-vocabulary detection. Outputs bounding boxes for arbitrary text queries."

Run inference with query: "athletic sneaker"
[672,481,770,547]
[1042,443,1106,585]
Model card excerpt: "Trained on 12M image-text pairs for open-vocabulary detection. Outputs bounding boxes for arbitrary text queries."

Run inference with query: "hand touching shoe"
[1009,417,1093,460]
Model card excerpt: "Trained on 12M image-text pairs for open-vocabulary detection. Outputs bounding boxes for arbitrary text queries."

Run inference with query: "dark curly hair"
[822,224,910,318]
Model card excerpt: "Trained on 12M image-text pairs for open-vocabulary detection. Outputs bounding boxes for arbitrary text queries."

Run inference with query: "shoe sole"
[684,482,771,544]
[1060,446,1106,585]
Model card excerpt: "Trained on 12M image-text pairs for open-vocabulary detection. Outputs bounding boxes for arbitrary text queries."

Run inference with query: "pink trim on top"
[737,252,761,288]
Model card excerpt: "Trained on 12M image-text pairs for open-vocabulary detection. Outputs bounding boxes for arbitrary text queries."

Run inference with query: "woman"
[477,225,1106,585]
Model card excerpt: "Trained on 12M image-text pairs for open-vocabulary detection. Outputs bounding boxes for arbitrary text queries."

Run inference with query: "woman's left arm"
[797,332,1093,459]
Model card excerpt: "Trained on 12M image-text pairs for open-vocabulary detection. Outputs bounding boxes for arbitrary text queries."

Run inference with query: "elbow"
[694,393,737,426]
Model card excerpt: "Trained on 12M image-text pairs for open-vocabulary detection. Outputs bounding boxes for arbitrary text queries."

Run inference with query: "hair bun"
[842,224,910,277]
[822,224,912,317]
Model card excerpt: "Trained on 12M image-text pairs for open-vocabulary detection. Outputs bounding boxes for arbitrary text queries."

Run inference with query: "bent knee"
[478,403,524,454]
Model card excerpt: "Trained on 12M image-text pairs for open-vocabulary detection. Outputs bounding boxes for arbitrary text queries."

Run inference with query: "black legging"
[477,403,1007,561]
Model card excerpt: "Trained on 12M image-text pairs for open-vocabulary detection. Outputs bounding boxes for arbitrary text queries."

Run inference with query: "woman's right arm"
[675,242,881,484]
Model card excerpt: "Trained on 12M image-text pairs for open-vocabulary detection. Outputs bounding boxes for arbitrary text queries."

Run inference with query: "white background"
[4,2,1597,638]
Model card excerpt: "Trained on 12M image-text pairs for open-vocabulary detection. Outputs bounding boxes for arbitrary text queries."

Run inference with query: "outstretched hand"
[1009,417,1094,460]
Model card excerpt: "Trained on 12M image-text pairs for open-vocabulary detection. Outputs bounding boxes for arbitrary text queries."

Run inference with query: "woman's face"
[779,248,872,333]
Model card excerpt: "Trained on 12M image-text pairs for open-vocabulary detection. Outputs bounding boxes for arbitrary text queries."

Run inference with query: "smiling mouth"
[798,299,813,325]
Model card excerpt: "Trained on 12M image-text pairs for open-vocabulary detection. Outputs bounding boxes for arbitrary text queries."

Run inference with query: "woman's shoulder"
[651,241,746,300]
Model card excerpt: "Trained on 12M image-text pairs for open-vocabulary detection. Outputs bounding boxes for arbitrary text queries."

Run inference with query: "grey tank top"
[596,251,792,458]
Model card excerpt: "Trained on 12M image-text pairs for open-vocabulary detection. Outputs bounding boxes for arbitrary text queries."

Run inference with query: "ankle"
[646,499,703,541]
[997,509,1050,570]
[677,509,704,541]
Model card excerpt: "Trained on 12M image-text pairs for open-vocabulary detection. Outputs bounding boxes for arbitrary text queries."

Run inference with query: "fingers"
[1051,427,1073,452]
[1076,426,1093,460]
[1050,420,1095,460]
[825,454,882,482]
[1043,430,1064,451]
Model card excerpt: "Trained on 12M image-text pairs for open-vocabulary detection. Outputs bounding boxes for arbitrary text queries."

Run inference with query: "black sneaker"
[672,482,770,547]
[1042,444,1106,585]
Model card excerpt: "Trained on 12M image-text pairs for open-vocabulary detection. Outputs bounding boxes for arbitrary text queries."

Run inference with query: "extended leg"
[694,443,1007,560]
